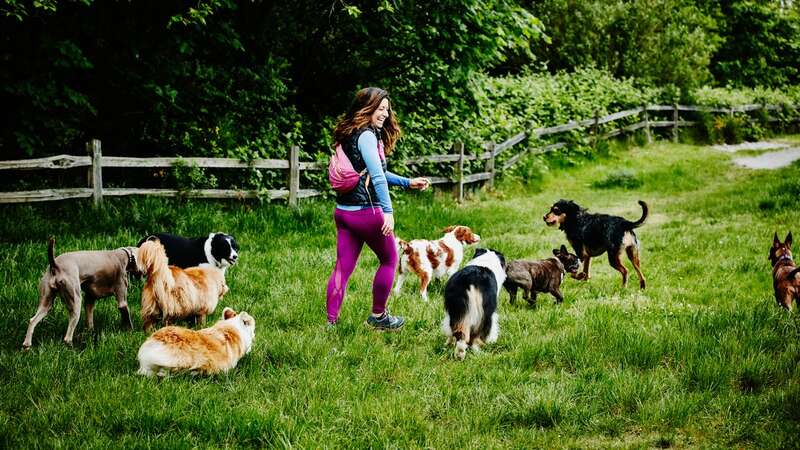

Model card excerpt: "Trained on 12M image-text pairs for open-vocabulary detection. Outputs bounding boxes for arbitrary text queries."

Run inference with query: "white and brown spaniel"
[394,225,481,301]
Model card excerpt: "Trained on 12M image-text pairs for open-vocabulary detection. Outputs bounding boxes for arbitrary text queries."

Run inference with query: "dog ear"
[223,307,237,320]
[560,244,568,255]
[774,232,781,247]
[552,248,560,256]
[396,238,409,252]
[442,225,456,233]
[786,232,793,248]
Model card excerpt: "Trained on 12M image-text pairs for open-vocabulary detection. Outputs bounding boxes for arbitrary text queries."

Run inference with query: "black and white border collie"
[137,233,239,272]
[441,248,506,360]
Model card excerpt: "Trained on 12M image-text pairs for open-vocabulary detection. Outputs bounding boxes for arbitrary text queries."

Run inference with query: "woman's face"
[371,98,389,128]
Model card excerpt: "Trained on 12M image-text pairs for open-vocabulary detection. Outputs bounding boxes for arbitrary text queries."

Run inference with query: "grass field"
[1,136,799,449]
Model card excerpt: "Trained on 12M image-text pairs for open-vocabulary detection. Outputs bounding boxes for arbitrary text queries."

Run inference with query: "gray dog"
[22,238,139,349]
[503,245,581,306]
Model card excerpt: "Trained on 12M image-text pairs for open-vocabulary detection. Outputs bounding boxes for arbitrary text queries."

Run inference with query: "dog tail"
[788,267,800,280]
[138,240,174,329]
[137,240,172,282]
[625,200,649,229]
[136,234,159,247]
[47,237,58,274]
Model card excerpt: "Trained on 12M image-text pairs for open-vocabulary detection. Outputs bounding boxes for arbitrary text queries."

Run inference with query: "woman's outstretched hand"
[410,177,430,190]
[381,213,395,236]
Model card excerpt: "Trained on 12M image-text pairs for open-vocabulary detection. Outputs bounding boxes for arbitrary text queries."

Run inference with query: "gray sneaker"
[366,312,405,331]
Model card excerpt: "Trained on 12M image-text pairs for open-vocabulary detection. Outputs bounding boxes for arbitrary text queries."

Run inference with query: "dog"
[137,306,255,377]
[544,199,648,289]
[441,248,506,360]
[769,232,800,311]
[137,232,239,272]
[504,245,581,306]
[395,225,481,301]
[137,239,229,332]
[22,238,138,349]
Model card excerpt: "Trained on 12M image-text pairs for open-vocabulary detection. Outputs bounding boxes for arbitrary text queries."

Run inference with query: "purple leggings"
[326,207,398,323]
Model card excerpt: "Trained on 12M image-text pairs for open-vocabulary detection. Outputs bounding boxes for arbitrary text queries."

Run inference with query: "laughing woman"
[326,87,430,330]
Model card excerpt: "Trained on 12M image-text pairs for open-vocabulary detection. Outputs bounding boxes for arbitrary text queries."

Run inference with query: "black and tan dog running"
[544,200,648,289]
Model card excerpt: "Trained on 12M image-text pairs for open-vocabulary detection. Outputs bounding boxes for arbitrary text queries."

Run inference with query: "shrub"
[591,170,644,190]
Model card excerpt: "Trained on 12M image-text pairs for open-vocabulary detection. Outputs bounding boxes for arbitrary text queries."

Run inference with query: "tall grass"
[1,138,799,448]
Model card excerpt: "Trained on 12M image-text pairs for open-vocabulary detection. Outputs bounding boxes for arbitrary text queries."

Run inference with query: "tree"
[525,0,720,90]
[711,1,800,87]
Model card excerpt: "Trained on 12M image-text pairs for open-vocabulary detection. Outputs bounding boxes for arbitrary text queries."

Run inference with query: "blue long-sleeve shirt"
[336,130,410,213]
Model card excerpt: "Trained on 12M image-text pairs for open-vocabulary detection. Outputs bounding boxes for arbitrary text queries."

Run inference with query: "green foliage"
[687,85,800,143]
[1,0,304,163]
[526,0,720,90]
[1,34,96,155]
[472,68,658,147]
[314,0,545,160]
[696,113,758,145]
[712,1,800,87]
[690,85,800,107]
[170,158,217,193]
[591,170,644,190]
[2,0,800,193]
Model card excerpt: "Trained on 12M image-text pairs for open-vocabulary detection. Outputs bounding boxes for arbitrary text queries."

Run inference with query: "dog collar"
[123,248,136,266]
[779,254,794,262]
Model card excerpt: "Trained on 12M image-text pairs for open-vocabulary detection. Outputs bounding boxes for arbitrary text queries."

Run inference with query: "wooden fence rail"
[1,103,797,205]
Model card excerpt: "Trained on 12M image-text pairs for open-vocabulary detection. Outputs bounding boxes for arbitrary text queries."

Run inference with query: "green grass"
[2,137,800,448]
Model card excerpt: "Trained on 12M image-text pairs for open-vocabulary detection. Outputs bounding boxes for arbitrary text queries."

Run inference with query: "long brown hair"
[332,87,401,155]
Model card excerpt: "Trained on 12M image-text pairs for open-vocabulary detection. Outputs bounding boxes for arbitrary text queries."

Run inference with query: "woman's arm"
[358,130,393,213]
[385,170,411,188]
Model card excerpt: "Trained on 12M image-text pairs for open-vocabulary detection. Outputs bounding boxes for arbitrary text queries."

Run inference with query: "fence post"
[672,104,679,143]
[87,139,103,207]
[453,141,465,204]
[484,142,496,190]
[643,103,652,144]
[288,145,299,206]
[592,110,600,149]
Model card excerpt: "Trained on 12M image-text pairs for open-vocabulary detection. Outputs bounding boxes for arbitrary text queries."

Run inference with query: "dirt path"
[712,141,800,169]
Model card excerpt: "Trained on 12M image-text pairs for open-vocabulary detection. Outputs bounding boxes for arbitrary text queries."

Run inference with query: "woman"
[326,87,430,329]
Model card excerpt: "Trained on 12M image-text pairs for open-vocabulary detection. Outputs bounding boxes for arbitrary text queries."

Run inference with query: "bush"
[591,170,644,190]
[525,0,720,91]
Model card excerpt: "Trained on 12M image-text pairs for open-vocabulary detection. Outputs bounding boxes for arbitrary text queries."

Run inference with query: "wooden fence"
[1,103,796,206]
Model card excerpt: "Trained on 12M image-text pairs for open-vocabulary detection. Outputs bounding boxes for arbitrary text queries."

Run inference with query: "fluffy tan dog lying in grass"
[137,307,255,377]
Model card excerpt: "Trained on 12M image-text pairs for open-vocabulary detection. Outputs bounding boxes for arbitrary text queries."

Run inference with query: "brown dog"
[395,225,481,301]
[22,238,138,349]
[769,232,800,311]
[503,245,581,306]
[138,240,228,332]
[137,306,255,377]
